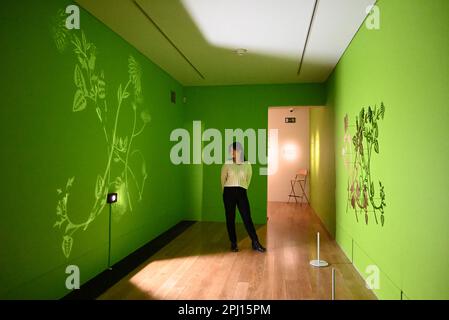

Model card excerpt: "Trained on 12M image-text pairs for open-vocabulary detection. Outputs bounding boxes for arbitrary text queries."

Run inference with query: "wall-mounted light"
[106,193,118,204]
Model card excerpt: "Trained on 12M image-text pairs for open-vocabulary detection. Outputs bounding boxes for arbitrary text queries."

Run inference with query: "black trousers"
[223,187,259,244]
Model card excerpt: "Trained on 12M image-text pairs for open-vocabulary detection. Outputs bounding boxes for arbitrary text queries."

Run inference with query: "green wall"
[184,84,325,224]
[0,1,186,299]
[4,0,448,301]
[309,107,335,237]
[321,0,449,299]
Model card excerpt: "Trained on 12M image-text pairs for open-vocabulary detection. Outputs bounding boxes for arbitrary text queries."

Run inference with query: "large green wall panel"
[325,0,449,299]
[0,0,186,299]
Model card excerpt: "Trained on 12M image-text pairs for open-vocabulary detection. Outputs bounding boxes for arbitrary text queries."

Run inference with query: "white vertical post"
[332,268,336,300]
[310,231,328,267]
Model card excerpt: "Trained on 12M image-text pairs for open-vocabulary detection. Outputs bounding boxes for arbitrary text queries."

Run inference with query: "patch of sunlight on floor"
[128,252,226,299]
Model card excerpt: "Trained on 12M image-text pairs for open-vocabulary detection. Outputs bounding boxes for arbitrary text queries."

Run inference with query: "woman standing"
[221,142,266,253]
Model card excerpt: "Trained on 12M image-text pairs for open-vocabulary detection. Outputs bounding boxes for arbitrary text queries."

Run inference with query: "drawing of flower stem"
[344,103,386,226]
[52,11,151,258]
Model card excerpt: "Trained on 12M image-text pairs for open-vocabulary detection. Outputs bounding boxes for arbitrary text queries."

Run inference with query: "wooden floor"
[99,202,376,300]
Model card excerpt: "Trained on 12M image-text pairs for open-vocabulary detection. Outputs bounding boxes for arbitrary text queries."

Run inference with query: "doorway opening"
[267,107,310,208]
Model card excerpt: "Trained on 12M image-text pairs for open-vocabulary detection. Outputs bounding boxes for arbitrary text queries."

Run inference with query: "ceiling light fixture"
[233,48,248,56]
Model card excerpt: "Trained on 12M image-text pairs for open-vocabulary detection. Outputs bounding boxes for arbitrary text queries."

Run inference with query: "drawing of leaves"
[116,137,123,152]
[88,53,96,71]
[66,177,75,188]
[140,110,151,124]
[97,72,106,99]
[360,108,365,122]
[72,35,82,54]
[81,32,88,52]
[356,181,361,196]
[116,137,128,153]
[90,86,98,99]
[74,64,87,94]
[345,103,386,225]
[367,106,373,122]
[56,201,63,216]
[123,91,130,100]
[95,175,104,199]
[128,55,142,97]
[62,235,73,258]
[52,24,151,258]
[78,55,88,70]
[61,194,68,213]
[114,176,123,189]
[379,102,385,119]
[52,10,69,53]
[351,195,356,209]
[362,188,369,209]
[73,90,87,112]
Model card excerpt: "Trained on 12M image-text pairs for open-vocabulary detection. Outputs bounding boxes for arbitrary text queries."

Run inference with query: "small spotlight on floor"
[107,193,118,204]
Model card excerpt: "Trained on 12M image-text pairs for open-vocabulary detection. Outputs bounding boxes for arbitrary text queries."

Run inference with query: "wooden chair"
[288,169,309,205]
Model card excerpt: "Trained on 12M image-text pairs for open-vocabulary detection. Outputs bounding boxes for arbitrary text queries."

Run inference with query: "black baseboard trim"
[62,220,196,300]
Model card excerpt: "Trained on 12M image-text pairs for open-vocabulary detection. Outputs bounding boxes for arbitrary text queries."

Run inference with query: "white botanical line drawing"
[52,10,151,258]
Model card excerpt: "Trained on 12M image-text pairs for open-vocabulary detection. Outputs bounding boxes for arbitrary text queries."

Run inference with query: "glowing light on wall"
[311,131,320,172]
[282,143,298,161]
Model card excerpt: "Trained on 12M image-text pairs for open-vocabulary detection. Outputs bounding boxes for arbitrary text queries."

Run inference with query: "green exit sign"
[285,117,296,123]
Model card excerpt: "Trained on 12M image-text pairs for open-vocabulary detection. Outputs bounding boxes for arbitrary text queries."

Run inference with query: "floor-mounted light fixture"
[107,192,118,204]
[106,193,117,270]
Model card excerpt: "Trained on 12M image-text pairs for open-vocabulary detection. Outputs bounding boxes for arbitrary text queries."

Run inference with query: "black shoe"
[252,241,266,252]
[230,243,239,252]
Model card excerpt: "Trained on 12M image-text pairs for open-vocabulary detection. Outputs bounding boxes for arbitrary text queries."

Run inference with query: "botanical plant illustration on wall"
[52,11,151,258]
[342,103,386,226]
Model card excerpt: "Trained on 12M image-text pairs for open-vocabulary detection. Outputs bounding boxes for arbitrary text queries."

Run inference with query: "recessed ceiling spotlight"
[233,48,248,56]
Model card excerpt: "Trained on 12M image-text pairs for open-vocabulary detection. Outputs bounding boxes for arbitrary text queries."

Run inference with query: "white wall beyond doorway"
[268,107,310,202]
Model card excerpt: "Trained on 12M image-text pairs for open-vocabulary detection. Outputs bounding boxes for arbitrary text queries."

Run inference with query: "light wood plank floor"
[99,202,376,300]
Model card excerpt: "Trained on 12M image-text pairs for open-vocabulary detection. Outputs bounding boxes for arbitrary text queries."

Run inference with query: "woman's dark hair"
[229,142,246,162]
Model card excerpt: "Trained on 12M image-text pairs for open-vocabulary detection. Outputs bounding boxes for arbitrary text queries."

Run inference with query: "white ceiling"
[76,0,376,86]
